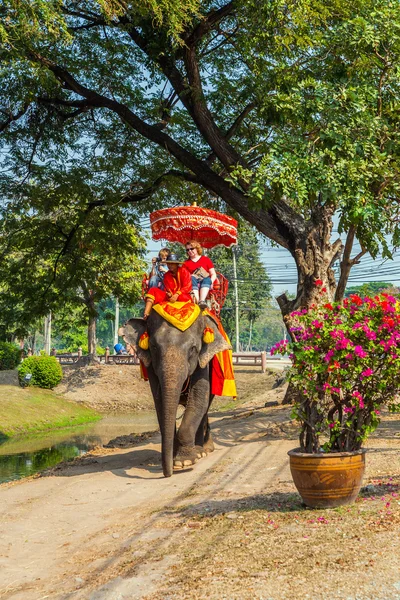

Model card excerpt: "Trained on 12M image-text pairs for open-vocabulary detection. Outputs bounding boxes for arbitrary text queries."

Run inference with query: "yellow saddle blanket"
[152,301,200,331]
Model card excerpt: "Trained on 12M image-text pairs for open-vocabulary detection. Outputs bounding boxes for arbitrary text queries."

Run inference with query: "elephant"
[120,311,231,477]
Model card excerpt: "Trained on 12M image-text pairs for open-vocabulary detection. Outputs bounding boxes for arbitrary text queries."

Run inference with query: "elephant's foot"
[173,446,199,470]
[203,435,215,455]
[195,445,207,459]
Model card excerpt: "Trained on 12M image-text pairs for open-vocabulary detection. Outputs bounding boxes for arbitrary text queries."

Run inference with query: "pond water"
[0,411,158,485]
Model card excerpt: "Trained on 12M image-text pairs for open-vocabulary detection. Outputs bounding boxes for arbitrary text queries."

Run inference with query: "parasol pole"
[232,246,240,353]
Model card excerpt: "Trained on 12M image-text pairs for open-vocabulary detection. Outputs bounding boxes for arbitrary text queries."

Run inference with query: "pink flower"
[311,320,323,329]
[354,346,368,358]
[343,406,355,414]
[351,391,365,408]
[360,368,373,379]
[336,338,352,350]
[330,386,342,394]
[328,422,336,429]
[324,349,335,363]
[362,325,376,340]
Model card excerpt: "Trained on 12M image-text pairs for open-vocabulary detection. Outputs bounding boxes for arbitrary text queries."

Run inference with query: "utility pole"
[232,246,240,353]
[114,298,120,348]
[44,312,51,355]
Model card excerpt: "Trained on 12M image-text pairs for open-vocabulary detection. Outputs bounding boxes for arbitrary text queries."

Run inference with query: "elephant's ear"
[198,315,231,368]
[119,318,151,367]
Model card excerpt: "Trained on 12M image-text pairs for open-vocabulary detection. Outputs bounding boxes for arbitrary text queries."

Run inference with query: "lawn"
[0,384,101,438]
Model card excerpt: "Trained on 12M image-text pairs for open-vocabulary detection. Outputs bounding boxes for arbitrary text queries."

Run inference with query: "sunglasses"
[186,247,196,252]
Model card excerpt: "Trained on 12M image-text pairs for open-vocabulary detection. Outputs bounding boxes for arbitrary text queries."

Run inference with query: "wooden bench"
[232,352,267,373]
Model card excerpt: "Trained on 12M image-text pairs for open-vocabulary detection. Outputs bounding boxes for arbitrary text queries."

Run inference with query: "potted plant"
[272,285,400,508]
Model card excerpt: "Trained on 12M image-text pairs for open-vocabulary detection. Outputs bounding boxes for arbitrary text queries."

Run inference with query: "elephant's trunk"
[157,347,189,477]
[160,388,180,477]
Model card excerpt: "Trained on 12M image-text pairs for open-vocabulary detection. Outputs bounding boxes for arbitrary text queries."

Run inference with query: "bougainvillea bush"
[272,290,400,453]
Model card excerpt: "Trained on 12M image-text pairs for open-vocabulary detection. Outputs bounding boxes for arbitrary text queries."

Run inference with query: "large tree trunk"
[277,206,342,319]
[275,206,343,405]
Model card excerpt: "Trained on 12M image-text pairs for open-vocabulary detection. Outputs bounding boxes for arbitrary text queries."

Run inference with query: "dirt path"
[1,380,400,599]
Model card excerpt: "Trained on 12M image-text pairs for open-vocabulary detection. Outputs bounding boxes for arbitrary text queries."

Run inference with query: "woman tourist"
[184,240,217,310]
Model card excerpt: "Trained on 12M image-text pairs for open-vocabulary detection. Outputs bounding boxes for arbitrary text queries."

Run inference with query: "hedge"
[0,342,21,371]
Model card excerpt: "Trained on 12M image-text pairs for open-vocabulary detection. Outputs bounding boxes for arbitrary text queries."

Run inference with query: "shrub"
[272,290,400,453]
[0,342,21,370]
[18,356,63,389]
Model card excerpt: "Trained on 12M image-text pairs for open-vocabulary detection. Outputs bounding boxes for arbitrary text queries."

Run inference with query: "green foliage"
[18,356,63,389]
[0,342,21,370]
[273,289,400,453]
[0,169,146,345]
[2,0,400,315]
[344,282,396,298]
[244,300,287,350]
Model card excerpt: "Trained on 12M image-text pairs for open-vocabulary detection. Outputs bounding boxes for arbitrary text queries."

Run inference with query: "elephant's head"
[119,312,231,477]
[120,312,230,380]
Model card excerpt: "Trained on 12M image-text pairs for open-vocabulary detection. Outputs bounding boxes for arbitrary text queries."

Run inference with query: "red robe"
[146,266,193,304]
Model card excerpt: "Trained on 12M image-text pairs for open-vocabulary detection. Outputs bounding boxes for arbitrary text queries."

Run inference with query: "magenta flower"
[362,325,376,340]
[351,391,365,408]
[330,386,342,394]
[360,368,373,379]
[324,349,335,363]
[311,320,323,329]
[336,338,353,350]
[354,345,368,358]
[343,406,355,414]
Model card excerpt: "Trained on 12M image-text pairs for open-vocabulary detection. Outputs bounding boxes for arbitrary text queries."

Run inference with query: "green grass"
[0,385,101,438]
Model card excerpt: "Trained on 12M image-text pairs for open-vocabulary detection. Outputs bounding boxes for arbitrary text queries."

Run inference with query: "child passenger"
[148,247,169,289]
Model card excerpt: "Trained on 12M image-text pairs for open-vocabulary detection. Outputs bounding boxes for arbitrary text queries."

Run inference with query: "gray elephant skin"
[120,312,231,477]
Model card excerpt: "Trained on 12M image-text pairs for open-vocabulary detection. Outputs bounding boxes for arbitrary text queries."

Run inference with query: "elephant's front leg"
[174,366,210,469]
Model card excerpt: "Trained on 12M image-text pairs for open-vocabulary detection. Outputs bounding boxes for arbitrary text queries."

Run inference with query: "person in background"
[143,253,193,319]
[184,240,217,309]
[114,343,127,355]
[148,247,169,289]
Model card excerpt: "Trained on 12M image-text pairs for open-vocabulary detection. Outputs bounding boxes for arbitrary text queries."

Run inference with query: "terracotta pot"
[288,448,366,508]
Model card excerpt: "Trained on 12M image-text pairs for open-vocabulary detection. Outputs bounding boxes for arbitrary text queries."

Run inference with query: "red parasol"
[150,205,237,249]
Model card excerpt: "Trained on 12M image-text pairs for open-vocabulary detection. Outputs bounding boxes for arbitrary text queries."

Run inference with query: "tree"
[2,0,400,322]
[0,170,146,356]
[249,300,288,351]
[344,282,397,298]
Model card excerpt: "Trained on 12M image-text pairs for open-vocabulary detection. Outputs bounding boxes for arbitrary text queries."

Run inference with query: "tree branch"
[183,2,235,47]
[205,101,256,166]
[334,225,367,301]
[28,52,301,248]
[0,104,30,133]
